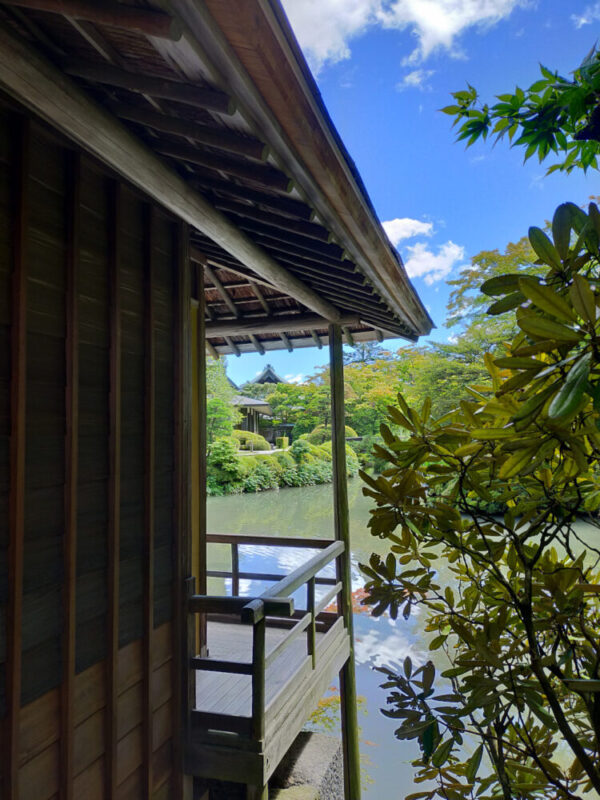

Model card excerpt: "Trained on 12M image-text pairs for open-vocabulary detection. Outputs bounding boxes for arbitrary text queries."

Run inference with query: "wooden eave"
[0,0,433,357]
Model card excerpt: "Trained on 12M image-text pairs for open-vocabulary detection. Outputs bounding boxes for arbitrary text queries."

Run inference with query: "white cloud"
[282,0,527,72]
[285,373,304,384]
[397,68,435,91]
[382,217,433,246]
[572,3,600,27]
[403,240,465,285]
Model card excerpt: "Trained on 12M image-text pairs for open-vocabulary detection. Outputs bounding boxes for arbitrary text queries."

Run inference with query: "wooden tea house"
[0,1,432,798]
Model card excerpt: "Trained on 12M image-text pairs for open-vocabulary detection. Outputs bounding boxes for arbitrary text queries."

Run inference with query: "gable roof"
[251,364,285,384]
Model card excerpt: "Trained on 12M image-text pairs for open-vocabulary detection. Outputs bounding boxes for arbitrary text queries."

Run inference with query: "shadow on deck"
[185,535,351,789]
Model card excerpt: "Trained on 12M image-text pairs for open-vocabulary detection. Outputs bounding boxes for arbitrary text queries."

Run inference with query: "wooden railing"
[188,535,345,740]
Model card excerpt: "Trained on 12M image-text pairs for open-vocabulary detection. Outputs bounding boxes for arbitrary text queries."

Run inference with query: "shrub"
[232,429,270,451]
[275,436,289,449]
[305,424,358,445]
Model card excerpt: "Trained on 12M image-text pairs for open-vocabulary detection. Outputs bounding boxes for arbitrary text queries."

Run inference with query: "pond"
[207,478,450,797]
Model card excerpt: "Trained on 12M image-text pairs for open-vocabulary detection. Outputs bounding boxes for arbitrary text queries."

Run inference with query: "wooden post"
[142,204,156,798]
[61,149,80,800]
[307,577,316,669]
[329,323,361,800]
[106,180,122,800]
[196,262,207,656]
[251,614,266,742]
[231,543,240,597]
[173,221,192,794]
[5,114,29,800]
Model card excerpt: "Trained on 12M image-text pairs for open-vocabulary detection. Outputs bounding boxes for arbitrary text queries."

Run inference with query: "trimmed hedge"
[275,436,289,449]
[207,437,359,496]
[304,424,358,445]
[232,429,270,451]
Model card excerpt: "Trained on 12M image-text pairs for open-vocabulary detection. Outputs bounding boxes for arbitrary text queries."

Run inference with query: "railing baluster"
[231,541,239,596]
[252,609,266,741]
[307,577,316,669]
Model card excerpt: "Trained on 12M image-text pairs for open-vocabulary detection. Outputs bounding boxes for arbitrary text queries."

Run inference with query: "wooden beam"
[214,197,332,243]
[205,313,359,337]
[204,263,239,318]
[249,281,271,317]
[158,142,292,193]
[329,325,361,800]
[1,0,183,39]
[224,336,241,357]
[110,102,268,161]
[249,334,265,355]
[310,330,322,349]
[142,204,155,799]
[0,28,342,321]
[279,332,293,352]
[375,328,384,342]
[206,339,219,359]
[61,149,80,800]
[106,180,122,800]
[64,60,235,114]
[192,174,315,221]
[342,326,355,347]
[5,114,29,800]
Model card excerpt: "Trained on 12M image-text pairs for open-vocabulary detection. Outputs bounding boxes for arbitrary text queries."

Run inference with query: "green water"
[207,479,451,798]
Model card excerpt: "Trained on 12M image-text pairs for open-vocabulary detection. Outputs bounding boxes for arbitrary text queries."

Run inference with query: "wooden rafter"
[110,103,268,161]
[214,197,331,242]
[204,263,239,319]
[64,60,235,114]
[279,332,293,352]
[192,175,315,221]
[2,0,183,40]
[158,142,292,193]
[249,334,265,355]
[311,330,322,349]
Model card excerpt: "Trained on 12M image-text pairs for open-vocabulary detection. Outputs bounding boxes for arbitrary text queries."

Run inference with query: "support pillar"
[328,324,361,799]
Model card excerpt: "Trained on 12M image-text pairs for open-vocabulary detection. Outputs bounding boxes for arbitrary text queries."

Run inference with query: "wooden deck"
[187,617,350,786]
[196,621,324,718]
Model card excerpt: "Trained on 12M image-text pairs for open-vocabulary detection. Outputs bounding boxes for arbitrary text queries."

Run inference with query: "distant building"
[251,363,285,385]
[232,395,272,434]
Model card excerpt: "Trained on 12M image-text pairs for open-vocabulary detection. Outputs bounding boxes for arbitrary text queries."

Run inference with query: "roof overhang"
[0,0,434,356]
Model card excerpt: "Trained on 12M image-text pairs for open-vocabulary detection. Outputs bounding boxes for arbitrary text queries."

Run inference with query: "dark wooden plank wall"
[0,101,186,800]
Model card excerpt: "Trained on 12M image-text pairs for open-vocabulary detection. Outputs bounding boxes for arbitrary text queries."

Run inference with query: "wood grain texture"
[106,181,122,800]
[61,149,80,800]
[5,114,29,800]
[143,204,156,798]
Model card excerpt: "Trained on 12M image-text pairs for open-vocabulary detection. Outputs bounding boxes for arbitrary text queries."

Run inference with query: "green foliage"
[232,429,270,451]
[275,436,289,449]
[443,46,600,173]
[344,341,394,364]
[206,397,238,445]
[206,358,240,445]
[361,201,600,800]
[305,424,358,444]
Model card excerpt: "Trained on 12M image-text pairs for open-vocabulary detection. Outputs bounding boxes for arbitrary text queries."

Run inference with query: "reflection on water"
[207,480,445,798]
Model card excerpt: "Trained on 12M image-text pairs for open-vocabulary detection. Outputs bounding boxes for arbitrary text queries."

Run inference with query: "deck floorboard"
[194,621,322,718]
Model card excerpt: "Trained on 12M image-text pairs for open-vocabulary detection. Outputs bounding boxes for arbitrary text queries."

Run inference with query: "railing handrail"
[262,540,344,601]
[207,532,335,549]
[190,537,346,741]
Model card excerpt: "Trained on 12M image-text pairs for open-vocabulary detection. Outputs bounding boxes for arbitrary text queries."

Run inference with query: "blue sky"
[227,0,600,386]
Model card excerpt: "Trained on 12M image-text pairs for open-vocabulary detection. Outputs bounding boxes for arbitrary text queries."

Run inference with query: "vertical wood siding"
[0,99,186,800]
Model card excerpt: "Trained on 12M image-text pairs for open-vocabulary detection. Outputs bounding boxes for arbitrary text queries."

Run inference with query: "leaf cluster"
[442,47,600,173]
[361,202,600,799]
